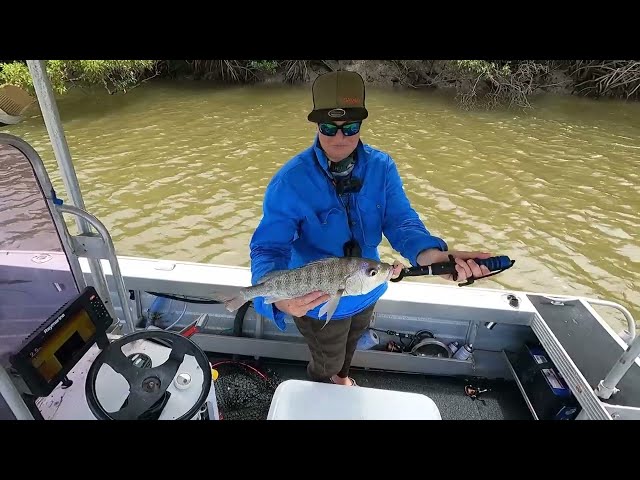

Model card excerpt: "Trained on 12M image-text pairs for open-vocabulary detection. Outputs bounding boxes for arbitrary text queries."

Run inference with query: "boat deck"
[209,355,533,420]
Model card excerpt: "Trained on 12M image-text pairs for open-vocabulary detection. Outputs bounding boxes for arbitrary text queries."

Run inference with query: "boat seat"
[267,379,442,420]
[0,85,35,125]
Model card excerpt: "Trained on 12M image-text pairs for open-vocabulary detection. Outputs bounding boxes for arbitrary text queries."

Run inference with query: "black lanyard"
[312,150,362,257]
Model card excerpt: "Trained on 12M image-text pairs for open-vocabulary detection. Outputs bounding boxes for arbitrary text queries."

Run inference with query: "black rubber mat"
[210,356,533,420]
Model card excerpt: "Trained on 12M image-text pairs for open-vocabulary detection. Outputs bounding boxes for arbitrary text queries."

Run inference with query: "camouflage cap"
[307,71,368,123]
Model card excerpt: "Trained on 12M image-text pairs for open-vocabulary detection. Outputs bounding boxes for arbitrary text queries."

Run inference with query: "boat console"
[3,286,218,420]
[0,132,218,420]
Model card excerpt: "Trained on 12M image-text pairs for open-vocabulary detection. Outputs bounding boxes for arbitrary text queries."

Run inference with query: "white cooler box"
[267,379,442,420]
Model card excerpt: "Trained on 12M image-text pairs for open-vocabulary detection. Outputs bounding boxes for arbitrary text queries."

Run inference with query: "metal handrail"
[57,204,136,333]
[583,298,636,341]
[541,295,636,342]
[596,331,640,400]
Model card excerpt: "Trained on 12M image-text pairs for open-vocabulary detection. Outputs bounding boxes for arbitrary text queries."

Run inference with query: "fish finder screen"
[29,308,96,382]
[8,285,111,397]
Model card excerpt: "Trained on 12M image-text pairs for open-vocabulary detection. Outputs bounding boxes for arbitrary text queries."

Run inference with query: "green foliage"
[453,60,511,77]
[0,60,158,95]
[248,60,279,74]
[66,60,158,93]
[0,60,68,94]
[2,59,638,107]
[0,62,31,89]
[445,60,550,109]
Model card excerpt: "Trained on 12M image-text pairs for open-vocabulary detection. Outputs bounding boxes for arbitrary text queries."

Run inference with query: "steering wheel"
[85,330,212,420]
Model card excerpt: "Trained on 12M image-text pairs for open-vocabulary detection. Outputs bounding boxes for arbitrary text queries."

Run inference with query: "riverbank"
[168,60,573,109]
[166,60,636,109]
[2,60,639,112]
[262,59,573,92]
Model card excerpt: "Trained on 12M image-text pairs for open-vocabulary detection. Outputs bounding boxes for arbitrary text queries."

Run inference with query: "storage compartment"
[504,343,582,420]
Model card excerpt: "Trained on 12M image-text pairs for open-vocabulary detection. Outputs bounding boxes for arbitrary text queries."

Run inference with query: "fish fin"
[292,257,341,273]
[305,256,339,267]
[263,296,282,305]
[319,289,344,329]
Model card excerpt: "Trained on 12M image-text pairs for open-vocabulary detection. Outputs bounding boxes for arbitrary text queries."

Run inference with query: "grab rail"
[596,328,640,400]
[57,204,136,333]
[583,298,636,342]
[541,295,636,342]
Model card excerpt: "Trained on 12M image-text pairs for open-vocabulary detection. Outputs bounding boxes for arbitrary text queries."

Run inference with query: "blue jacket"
[249,136,448,331]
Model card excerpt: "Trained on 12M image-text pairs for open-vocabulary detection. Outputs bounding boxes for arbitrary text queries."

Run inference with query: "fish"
[219,256,394,328]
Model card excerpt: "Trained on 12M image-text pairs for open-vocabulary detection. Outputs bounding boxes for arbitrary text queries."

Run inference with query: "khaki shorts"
[293,303,375,382]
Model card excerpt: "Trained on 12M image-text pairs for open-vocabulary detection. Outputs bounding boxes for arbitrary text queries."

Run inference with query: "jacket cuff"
[408,236,448,266]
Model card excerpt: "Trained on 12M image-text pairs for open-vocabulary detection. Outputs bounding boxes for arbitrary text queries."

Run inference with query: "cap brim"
[307,107,368,123]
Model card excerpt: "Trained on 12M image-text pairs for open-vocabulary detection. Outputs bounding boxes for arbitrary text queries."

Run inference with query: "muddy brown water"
[2,80,639,333]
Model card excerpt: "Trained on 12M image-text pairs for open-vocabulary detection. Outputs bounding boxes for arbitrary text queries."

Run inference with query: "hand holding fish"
[417,248,492,282]
[219,257,395,328]
[391,260,404,279]
[275,291,331,318]
[268,261,423,317]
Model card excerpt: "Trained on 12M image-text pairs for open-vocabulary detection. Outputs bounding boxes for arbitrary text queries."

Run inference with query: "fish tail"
[209,288,249,312]
[221,284,267,312]
[224,294,248,312]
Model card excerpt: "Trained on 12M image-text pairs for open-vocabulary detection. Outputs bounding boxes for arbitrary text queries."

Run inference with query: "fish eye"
[368,268,378,277]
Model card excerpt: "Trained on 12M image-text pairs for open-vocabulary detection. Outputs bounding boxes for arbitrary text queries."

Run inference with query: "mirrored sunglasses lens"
[319,123,338,136]
[342,122,361,136]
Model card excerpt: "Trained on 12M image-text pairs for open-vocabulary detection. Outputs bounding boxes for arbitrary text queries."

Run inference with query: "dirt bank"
[294,60,575,109]
[305,60,404,87]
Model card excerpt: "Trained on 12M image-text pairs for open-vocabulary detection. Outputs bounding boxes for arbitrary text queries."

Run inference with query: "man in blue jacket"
[249,70,491,386]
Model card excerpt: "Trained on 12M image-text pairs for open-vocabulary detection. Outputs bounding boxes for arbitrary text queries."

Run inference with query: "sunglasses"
[318,121,362,137]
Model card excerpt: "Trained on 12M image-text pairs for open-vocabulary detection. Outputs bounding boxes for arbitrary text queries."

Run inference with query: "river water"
[2,80,639,331]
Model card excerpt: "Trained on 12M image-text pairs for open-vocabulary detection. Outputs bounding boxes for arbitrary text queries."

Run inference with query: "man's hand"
[274,291,331,318]
[417,248,492,283]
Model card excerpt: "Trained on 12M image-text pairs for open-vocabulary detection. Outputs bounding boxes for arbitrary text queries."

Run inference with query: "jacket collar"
[311,134,368,177]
